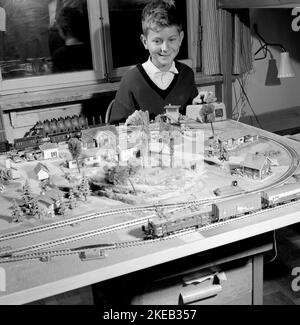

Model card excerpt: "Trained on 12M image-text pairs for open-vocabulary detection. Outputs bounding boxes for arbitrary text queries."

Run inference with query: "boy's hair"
[141,0,182,35]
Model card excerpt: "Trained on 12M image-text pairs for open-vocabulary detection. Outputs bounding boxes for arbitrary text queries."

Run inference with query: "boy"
[109,0,198,124]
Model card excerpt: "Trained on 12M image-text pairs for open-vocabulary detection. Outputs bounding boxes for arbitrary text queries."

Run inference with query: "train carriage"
[212,193,262,222]
[14,135,44,151]
[262,183,300,207]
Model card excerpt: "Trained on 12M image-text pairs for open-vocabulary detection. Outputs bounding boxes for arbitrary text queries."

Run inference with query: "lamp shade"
[277,52,295,78]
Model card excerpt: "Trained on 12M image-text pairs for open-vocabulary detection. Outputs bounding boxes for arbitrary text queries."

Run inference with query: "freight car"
[211,193,262,222]
[261,182,300,208]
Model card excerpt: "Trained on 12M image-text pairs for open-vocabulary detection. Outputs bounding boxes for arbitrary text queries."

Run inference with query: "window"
[0,0,200,94]
[100,0,200,78]
[0,0,105,94]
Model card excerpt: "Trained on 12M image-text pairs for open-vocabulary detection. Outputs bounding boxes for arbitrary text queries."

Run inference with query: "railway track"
[0,228,197,263]
[0,202,209,243]
[0,134,299,263]
[0,217,151,258]
[1,198,299,263]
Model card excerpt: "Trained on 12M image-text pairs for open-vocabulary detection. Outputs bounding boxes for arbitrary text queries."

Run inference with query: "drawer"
[131,259,252,305]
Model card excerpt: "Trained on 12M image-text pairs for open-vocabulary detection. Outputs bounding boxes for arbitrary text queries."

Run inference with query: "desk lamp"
[253,24,295,79]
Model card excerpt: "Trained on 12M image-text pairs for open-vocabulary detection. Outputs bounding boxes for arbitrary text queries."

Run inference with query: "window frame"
[0,0,202,95]
[100,0,200,79]
[0,0,106,95]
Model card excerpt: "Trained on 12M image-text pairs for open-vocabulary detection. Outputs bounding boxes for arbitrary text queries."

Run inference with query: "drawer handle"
[179,274,223,305]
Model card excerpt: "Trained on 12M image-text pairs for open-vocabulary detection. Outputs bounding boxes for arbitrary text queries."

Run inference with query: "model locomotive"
[142,182,300,238]
[142,209,209,239]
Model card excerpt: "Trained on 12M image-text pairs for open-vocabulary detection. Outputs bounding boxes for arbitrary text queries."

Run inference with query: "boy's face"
[141,26,184,72]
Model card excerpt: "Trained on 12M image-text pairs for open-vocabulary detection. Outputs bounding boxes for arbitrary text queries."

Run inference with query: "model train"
[142,209,210,239]
[142,182,300,238]
[0,114,93,154]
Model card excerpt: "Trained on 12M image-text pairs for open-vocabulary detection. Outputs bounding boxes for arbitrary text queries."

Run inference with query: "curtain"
[233,9,253,74]
[200,0,253,75]
[201,0,221,75]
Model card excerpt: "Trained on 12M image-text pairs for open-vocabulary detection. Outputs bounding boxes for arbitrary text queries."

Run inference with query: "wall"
[236,9,300,133]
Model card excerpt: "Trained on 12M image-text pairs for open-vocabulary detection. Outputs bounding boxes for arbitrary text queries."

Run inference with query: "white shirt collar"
[142,57,178,90]
[143,57,178,76]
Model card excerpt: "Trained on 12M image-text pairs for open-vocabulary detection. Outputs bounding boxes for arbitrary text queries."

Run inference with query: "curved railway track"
[1,199,300,263]
[0,134,299,262]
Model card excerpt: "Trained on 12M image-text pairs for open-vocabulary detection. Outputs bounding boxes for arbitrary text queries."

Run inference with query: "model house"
[34,163,50,181]
[81,126,117,149]
[40,143,59,160]
[217,129,258,150]
[241,153,272,180]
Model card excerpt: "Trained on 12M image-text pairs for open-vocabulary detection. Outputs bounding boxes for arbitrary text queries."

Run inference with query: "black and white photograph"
[0,0,300,310]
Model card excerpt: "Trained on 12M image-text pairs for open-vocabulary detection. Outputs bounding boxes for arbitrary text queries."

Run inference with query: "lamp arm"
[253,24,287,61]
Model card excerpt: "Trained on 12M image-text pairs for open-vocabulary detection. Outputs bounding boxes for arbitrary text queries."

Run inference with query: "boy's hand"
[192,91,207,105]
[192,91,217,105]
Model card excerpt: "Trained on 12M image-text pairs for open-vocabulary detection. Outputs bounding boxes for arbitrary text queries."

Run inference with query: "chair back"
[105,99,115,124]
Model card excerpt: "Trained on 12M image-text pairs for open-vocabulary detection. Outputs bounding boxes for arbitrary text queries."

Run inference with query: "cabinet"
[130,236,272,305]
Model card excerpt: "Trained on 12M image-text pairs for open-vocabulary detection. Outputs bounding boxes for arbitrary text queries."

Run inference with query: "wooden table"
[0,121,299,305]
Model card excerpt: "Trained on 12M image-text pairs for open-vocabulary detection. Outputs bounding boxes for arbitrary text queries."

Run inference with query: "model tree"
[0,168,11,184]
[57,196,68,217]
[29,198,40,217]
[36,206,47,220]
[76,186,85,201]
[11,200,24,223]
[104,165,138,195]
[39,179,49,194]
[200,104,215,138]
[21,179,35,212]
[68,189,77,209]
[80,176,91,201]
[68,138,82,173]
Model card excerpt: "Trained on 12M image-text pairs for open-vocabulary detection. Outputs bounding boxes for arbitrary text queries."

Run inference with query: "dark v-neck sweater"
[109,61,198,124]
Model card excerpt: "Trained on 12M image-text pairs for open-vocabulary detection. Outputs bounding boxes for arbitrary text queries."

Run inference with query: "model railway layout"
[2,180,300,263]
[0,119,300,266]
[0,133,298,245]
